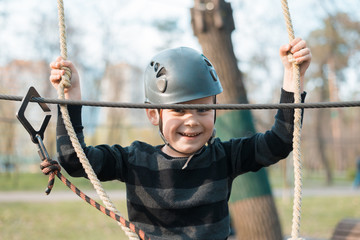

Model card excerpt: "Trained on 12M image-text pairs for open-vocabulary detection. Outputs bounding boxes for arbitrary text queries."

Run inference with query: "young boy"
[50,38,311,240]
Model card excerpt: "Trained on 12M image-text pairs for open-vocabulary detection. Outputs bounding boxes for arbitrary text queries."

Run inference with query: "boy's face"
[147,96,215,158]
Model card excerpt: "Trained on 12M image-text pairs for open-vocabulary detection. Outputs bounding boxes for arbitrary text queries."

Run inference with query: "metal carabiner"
[16,87,61,195]
[16,87,52,162]
[16,86,51,144]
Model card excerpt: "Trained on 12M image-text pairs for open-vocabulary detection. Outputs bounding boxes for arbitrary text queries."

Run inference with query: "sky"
[0,0,359,102]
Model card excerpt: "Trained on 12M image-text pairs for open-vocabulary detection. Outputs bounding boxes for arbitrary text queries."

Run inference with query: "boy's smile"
[147,96,215,158]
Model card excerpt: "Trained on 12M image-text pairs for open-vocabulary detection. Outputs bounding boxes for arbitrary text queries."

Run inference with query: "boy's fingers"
[50,61,64,70]
[55,56,63,62]
[51,69,64,75]
[49,74,62,84]
[293,48,310,58]
[279,44,291,57]
[49,57,74,71]
[49,56,64,69]
[59,60,75,75]
[298,54,312,64]
[294,56,305,64]
[290,37,302,47]
[49,61,57,69]
[290,39,307,54]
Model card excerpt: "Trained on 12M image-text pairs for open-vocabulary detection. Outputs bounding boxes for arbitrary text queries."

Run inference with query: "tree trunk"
[315,68,333,185]
[327,57,344,170]
[191,1,282,239]
[316,107,333,185]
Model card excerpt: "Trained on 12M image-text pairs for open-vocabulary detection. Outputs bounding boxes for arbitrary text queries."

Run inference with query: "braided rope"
[3,94,360,109]
[40,159,150,240]
[281,0,304,239]
[56,1,139,239]
[40,159,61,194]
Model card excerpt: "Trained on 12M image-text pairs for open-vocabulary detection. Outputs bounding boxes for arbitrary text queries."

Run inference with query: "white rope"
[280,0,304,239]
[56,0,139,239]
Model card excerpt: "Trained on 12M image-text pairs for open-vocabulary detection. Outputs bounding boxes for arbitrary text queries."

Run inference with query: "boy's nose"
[184,113,199,127]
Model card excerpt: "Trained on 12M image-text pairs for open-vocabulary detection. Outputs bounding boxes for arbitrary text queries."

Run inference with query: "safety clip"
[16,87,52,161]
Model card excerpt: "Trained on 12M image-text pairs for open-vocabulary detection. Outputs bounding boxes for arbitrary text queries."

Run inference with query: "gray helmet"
[144,47,223,104]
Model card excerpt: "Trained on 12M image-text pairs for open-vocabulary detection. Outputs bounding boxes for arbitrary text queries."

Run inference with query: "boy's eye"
[197,109,210,113]
[171,109,184,113]
[168,109,211,114]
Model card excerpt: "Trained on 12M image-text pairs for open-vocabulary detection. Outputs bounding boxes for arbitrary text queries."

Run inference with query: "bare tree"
[308,11,360,182]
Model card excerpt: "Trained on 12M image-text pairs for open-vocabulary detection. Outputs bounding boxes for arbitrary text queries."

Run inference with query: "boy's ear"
[146,109,160,126]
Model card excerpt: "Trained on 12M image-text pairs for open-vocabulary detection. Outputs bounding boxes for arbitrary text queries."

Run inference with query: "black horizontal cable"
[1,93,360,110]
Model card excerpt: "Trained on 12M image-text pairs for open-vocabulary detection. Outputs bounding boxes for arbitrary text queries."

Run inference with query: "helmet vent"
[203,58,212,67]
[210,69,219,82]
[156,67,166,78]
[203,56,218,82]
[154,62,160,72]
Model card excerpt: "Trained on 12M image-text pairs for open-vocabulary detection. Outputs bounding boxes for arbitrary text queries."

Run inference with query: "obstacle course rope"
[1,93,360,110]
[281,0,304,239]
[56,0,139,239]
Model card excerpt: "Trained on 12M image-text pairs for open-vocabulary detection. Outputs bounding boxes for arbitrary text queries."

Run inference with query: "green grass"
[1,167,353,192]
[1,171,358,239]
[1,196,359,239]
[0,172,125,191]
[276,196,360,239]
[0,200,129,240]
[267,166,354,189]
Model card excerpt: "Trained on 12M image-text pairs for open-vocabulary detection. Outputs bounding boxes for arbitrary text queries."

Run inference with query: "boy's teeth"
[183,133,199,137]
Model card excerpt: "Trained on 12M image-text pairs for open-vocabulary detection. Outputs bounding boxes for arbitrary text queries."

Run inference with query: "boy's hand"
[49,57,81,100]
[280,37,312,92]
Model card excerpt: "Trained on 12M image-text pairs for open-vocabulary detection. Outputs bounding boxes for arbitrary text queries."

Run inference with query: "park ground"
[0,171,359,239]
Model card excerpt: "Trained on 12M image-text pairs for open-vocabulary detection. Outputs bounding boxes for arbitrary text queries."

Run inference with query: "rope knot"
[40,159,61,195]
[60,66,72,89]
[40,159,61,174]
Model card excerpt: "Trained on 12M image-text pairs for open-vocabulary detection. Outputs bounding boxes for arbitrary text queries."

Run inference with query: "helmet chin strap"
[158,127,216,169]
[158,129,188,155]
[158,129,216,169]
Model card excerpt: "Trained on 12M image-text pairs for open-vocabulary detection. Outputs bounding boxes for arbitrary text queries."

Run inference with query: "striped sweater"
[56,89,305,240]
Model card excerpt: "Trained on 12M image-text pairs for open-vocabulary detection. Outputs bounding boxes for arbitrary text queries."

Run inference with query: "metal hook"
[16,87,52,144]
